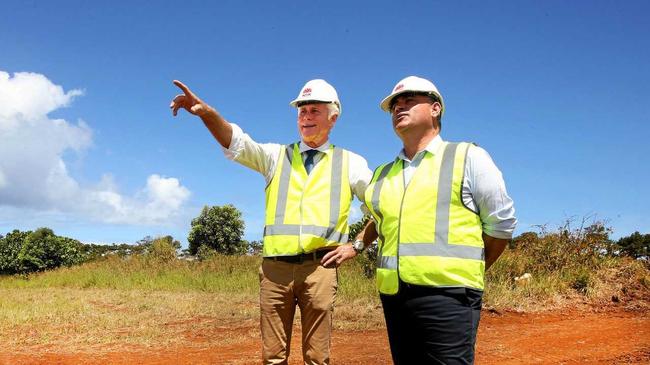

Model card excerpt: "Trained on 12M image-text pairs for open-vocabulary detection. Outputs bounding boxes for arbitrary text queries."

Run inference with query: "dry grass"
[0,255,385,352]
[484,248,650,312]
[0,286,383,352]
[0,287,259,352]
[1,232,648,352]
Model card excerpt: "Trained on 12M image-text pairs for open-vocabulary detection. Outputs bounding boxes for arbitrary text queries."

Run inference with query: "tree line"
[1,205,647,275]
[0,204,257,275]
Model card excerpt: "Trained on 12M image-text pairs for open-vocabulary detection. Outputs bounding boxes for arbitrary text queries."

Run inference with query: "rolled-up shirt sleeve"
[222,123,282,184]
[348,151,372,201]
[464,145,517,240]
[347,151,373,218]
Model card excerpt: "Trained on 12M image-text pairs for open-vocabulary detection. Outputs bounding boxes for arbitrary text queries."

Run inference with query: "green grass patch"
[0,253,380,302]
[0,255,384,349]
[0,254,261,294]
[2,224,648,351]
[1,231,648,316]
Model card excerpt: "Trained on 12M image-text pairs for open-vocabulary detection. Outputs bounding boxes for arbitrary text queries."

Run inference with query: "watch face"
[353,240,364,251]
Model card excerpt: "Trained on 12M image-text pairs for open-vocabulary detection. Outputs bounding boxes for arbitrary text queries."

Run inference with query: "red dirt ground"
[1,308,648,364]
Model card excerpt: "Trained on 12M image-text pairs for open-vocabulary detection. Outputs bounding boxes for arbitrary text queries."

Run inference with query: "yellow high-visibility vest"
[263,143,352,256]
[365,142,485,294]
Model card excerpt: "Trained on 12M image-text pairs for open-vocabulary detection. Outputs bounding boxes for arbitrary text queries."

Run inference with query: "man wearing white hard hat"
[170,79,371,364]
[361,76,517,364]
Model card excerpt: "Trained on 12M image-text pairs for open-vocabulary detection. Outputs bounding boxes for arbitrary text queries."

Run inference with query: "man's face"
[390,93,440,135]
[297,103,337,147]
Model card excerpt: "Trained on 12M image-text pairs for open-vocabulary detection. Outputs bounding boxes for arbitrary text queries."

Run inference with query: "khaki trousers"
[259,258,338,365]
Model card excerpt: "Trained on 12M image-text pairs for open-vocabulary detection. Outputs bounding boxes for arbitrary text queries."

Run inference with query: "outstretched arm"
[170,80,233,149]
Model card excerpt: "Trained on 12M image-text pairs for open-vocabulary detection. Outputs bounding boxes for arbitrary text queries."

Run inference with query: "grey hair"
[327,103,340,119]
[297,102,340,119]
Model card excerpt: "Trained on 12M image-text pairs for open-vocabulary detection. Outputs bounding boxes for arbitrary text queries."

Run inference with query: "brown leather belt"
[264,250,332,264]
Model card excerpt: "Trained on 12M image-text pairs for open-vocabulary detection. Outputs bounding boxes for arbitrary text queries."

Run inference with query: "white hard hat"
[289,79,342,115]
[380,76,444,116]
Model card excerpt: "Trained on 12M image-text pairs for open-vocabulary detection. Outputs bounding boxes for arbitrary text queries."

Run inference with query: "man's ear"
[430,102,442,119]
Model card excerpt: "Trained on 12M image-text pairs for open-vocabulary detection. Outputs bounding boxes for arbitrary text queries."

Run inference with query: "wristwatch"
[352,239,366,254]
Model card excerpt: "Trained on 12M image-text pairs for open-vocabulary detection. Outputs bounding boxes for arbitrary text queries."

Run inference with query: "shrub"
[510,220,614,274]
[147,236,179,263]
[0,228,83,274]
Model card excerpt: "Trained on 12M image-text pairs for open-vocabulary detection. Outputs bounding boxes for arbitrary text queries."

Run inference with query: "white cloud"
[0,71,82,121]
[0,71,191,226]
[81,174,192,225]
[145,174,191,213]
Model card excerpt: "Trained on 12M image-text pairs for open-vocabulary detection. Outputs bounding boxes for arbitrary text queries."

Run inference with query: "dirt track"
[1,309,648,364]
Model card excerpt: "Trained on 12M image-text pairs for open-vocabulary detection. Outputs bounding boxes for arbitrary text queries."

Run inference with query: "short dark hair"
[388,91,439,111]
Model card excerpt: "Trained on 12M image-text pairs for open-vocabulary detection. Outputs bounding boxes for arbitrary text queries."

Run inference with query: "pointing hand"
[170,80,210,117]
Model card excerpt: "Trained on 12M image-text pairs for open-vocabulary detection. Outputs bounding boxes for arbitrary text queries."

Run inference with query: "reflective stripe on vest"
[365,142,485,294]
[369,161,395,269]
[263,143,351,256]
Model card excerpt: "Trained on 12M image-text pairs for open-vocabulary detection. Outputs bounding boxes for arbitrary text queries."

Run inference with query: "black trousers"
[380,281,483,365]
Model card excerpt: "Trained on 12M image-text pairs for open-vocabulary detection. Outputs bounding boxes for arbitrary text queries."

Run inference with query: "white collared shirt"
[223,123,372,202]
[398,135,517,240]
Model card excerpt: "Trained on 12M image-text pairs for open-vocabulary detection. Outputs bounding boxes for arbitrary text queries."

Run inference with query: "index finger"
[173,80,194,97]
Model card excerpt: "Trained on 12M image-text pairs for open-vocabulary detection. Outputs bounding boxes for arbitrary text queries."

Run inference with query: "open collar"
[299,140,332,154]
[397,135,444,162]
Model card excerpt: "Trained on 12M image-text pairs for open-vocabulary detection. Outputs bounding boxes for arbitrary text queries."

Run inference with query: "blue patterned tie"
[304,149,318,174]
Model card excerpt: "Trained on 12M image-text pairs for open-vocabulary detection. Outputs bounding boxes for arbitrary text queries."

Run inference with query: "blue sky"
[1,0,648,245]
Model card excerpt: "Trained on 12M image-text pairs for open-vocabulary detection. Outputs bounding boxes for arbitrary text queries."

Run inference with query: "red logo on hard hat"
[302,88,312,96]
[394,84,404,92]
